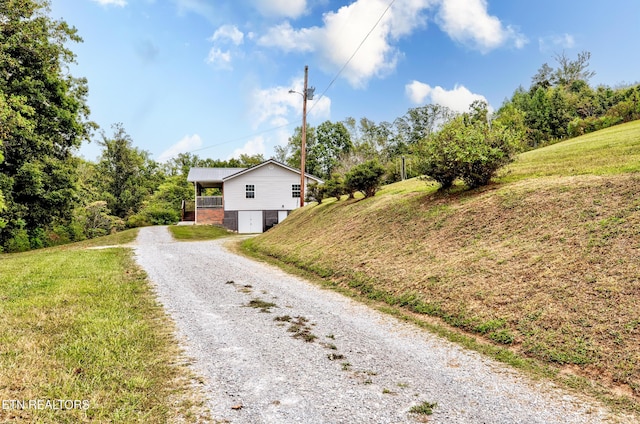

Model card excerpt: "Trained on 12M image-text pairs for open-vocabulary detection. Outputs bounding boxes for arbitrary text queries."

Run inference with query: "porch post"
[194,182,198,224]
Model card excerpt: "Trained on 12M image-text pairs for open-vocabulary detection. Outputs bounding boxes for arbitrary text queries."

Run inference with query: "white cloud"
[253,0,308,19]
[308,95,331,121]
[158,134,203,162]
[258,0,432,88]
[256,0,526,86]
[436,0,527,52]
[234,79,333,159]
[258,21,317,53]
[173,0,216,22]
[250,85,299,129]
[539,33,575,53]
[211,25,244,46]
[230,136,266,159]
[207,26,245,69]
[92,0,126,6]
[405,80,490,113]
[206,48,233,69]
[406,80,433,104]
[249,79,331,130]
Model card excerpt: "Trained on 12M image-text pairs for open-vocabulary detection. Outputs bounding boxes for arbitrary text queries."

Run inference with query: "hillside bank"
[243,122,640,414]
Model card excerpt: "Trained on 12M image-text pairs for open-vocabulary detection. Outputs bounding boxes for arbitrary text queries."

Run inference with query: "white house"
[186,159,323,233]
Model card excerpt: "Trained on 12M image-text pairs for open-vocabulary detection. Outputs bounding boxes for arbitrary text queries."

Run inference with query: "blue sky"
[50,0,640,163]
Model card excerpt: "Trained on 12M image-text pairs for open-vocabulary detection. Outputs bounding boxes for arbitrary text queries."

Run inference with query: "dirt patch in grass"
[244,172,640,414]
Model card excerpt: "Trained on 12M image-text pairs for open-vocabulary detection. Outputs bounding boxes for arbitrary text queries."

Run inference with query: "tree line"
[1,0,638,252]
[276,51,639,202]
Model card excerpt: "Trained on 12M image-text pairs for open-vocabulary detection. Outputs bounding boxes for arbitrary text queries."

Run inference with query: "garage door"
[238,211,263,233]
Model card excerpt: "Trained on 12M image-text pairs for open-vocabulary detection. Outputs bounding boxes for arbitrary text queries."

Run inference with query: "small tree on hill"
[323,174,346,200]
[344,160,386,198]
[417,104,521,190]
[305,182,326,204]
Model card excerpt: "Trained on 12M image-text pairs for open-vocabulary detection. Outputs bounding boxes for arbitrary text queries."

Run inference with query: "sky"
[49,0,640,163]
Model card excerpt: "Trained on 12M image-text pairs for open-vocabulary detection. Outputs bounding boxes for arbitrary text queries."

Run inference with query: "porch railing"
[196,196,223,208]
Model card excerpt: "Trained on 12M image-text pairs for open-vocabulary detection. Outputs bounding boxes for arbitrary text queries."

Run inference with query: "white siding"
[278,210,288,223]
[224,164,314,211]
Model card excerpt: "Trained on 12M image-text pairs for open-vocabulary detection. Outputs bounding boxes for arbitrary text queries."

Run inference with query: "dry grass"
[243,124,640,416]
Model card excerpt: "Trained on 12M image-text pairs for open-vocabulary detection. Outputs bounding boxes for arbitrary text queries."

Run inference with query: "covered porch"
[186,167,246,225]
[181,196,223,222]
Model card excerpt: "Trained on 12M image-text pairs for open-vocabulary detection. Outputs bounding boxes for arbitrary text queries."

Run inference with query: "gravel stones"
[133,226,620,424]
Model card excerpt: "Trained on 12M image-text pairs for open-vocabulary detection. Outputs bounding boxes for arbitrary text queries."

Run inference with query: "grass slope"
[244,121,640,414]
[0,230,208,423]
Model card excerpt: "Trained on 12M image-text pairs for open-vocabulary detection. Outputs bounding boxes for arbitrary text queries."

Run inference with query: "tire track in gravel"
[133,226,627,424]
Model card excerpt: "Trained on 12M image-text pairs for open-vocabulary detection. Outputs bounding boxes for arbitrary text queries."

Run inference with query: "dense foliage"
[0,0,94,251]
[501,51,640,148]
[275,120,352,180]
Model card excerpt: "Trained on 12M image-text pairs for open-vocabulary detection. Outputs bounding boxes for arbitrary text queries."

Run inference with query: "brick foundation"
[196,208,224,225]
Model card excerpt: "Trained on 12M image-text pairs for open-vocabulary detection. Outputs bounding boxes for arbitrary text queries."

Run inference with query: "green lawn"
[168,224,235,241]
[499,120,640,182]
[0,241,207,423]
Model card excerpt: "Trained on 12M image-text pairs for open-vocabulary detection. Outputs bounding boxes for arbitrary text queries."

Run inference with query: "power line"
[189,0,397,156]
[188,122,293,154]
[308,0,397,114]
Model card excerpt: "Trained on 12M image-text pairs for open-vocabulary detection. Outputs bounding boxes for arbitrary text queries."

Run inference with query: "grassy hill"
[243,120,640,414]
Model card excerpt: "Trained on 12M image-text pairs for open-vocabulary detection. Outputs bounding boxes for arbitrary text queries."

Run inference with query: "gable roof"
[222,159,324,183]
[186,159,324,185]
[187,167,246,183]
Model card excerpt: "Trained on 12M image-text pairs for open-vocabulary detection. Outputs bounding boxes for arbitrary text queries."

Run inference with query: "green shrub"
[417,116,520,189]
[323,174,346,200]
[6,228,30,252]
[28,227,46,249]
[143,207,180,225]
[305,182,326,204]
[77,201,125,237]
[47,225,72,246]
[126,213,150,228]
[344,160,386,198]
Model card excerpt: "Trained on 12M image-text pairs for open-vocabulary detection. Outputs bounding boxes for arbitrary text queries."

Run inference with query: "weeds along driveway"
[133,226,617,424]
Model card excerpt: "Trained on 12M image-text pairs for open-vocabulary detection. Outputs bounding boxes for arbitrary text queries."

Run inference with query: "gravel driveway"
[133,226,620,424]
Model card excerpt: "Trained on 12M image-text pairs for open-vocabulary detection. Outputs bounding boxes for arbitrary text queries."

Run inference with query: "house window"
[292,184,301,198]
[246,184,255,199]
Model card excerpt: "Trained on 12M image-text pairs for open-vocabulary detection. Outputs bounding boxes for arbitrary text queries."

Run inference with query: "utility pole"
[300,65,308,208]
[289,66,314,208]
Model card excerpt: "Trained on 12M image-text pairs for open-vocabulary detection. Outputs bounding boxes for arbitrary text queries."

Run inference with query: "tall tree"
[552,50,596,87]
[274,125,317,171]
[531,63,554,91]
[0,140,5,228]
[311,120,352,179]
[0,0,93,249]
[95,124,157,218]
[394,105,456,148]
